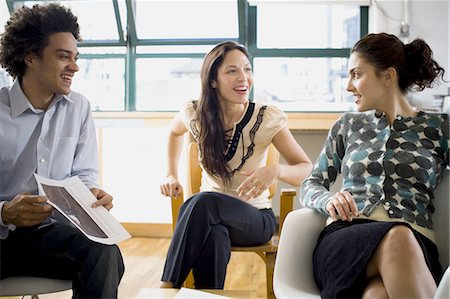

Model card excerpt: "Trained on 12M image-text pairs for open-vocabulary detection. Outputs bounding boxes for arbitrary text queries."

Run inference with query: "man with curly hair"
[0,3,124,298]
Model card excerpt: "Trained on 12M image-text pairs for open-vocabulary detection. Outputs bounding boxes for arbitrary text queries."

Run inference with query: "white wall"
[369,0,449,108]
[96,123,188,224]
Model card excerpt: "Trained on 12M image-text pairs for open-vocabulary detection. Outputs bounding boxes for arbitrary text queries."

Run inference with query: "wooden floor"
[3,237,267,299]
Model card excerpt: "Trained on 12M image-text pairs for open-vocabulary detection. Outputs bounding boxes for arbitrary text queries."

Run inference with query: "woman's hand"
[237,165,278,200]
[326,191,359,221]
[160,175,183,198]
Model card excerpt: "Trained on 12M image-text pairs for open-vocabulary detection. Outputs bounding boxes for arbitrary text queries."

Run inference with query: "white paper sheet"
[174,288,233,299]
[34,174,131,245]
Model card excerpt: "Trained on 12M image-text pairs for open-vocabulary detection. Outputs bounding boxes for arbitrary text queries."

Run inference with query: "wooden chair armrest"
[279,188,297,233]
[171,193,184,232]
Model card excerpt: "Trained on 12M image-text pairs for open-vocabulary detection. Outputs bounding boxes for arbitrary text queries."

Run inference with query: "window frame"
[4,0,369,112]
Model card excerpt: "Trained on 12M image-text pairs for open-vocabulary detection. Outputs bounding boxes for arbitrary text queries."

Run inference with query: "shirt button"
[39,158,45,163]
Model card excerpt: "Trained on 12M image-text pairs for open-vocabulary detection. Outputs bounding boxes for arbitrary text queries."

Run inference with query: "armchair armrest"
[434,267,449,299]
[274,208,326,299]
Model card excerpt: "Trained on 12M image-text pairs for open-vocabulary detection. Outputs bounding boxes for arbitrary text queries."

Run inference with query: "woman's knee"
[185,192,220,214]
[382,225,419,252]
[366,225,421,277]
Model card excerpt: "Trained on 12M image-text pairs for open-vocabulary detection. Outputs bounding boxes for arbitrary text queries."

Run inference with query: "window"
[251,2,364,111]
[0,1,8,34]
[73,57,126,111]
[253,57,351,111]
[8,0,124,42]
[62,0,122,41]
[0,0,368,112]
[256,4,360,49]
[135,57,203,111]
[132,0,240,111]
[135,1,238,40]
[0,1,12,85]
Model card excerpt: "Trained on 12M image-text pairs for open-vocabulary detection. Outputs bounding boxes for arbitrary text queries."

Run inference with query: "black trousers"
[0,221,125,298]
[161,191,276,289]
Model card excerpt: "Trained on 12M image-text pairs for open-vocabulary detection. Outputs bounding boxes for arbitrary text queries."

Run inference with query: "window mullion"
[360,6,369,38]
[125,0,138,111]
[112,0,125,43]
[237,0,248,46]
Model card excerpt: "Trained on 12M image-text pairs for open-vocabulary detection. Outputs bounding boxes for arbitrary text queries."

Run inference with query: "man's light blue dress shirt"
[0,80,99,238]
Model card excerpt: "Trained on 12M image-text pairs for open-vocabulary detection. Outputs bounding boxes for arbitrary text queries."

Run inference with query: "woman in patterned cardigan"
[300,33,448,299]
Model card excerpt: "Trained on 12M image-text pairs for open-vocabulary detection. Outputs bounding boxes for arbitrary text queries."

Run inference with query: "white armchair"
[0,277,71,298]
[274,169,449,299]
[273,207,324,298]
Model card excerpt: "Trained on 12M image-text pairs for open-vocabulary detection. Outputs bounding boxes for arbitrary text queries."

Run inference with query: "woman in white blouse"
[159,41,312,289]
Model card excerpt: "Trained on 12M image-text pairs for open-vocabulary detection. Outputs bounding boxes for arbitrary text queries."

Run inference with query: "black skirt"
[313,219,443,299]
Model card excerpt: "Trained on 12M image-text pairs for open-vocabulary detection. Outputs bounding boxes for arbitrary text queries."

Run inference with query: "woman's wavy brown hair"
[196,41,250,187]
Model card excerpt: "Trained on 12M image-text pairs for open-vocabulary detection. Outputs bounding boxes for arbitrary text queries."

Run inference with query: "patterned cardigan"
[300,110,449,230]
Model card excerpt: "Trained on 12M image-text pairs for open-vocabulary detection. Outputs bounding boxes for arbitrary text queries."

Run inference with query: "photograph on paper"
[34,174,131,245]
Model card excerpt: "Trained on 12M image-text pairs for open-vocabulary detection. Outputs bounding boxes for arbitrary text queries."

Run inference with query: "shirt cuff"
[0,201,7,227]
[0,201,17,231]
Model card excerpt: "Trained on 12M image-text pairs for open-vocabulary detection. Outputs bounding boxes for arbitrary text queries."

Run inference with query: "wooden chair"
[171,142,296,299]
[171,142,297,298]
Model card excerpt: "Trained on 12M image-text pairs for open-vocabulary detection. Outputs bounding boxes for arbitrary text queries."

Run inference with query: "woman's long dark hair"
[351,33,445,93]
[196,41,250,187]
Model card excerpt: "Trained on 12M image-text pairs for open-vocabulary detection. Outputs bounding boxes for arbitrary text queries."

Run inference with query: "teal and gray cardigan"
[301,110,449,230]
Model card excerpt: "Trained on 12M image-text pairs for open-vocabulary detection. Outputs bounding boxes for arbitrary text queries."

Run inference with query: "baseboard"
[121,222,173,238]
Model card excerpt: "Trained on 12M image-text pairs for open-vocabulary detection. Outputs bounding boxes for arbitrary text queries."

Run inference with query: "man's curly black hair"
[0,3,80,79]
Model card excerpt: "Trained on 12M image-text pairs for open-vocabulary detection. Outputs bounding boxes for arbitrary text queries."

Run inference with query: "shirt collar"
[9,80,73,118]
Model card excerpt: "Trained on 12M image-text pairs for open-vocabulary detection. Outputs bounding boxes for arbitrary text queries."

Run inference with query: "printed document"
[34,174,131,245]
